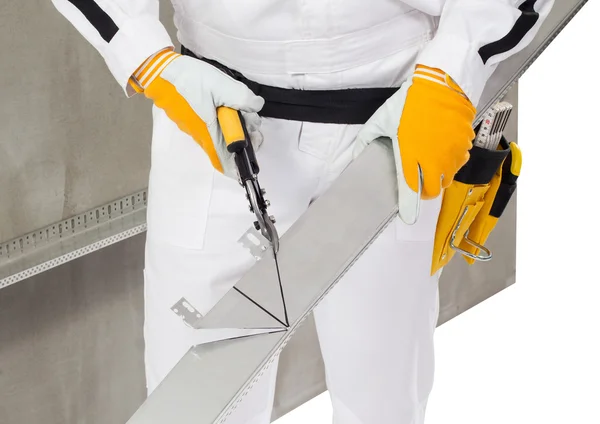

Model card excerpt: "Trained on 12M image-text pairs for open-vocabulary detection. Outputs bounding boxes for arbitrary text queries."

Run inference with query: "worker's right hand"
[128,48,265,178]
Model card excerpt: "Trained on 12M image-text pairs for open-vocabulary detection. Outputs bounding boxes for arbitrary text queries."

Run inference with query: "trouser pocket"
[431,139,514,275]
[147,107,215,249]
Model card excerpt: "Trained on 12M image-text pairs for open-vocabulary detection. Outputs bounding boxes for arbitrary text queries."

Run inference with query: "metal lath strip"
[0,190,147,264]
[0,224,147,290]
[0,190,147,290]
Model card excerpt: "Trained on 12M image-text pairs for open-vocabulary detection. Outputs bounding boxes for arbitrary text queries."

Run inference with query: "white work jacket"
[52,0,554,106]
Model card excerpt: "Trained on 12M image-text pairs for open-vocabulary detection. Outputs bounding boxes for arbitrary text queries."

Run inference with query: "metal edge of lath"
[0,0,588,291]
[0,223,147,290]
[0,190,147,290]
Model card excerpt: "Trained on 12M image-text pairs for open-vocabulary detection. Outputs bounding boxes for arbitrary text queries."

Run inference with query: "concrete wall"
[0,235,146,424]
[0,2,168,422]
[0,0,178,242]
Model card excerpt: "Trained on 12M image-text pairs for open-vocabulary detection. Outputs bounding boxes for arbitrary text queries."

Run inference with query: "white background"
[276,2,600,423]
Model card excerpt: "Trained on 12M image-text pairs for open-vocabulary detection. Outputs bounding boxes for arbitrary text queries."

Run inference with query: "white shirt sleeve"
[406,0,555,105]
[51,0,174,95]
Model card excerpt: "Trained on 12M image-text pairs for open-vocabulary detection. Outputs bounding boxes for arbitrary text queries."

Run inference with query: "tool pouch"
[431,138,513,275]
[459,139,522,264]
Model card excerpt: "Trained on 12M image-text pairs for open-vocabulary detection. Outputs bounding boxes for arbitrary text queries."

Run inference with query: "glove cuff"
[414,65,469,101]
[128,48,181,93]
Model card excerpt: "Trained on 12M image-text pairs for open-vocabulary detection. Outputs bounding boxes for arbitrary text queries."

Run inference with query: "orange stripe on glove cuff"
[128,48,180,92]
[414,65,469,99]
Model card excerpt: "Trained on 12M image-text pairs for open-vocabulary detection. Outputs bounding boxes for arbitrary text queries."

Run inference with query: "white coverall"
[52,1,553,423]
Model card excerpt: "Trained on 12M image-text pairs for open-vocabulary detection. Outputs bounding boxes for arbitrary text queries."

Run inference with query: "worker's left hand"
[353,65,476,225]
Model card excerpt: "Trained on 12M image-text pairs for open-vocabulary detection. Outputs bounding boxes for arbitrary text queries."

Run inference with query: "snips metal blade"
[170,107,289,331]
[226,110,279,257]
[227,111,287,328]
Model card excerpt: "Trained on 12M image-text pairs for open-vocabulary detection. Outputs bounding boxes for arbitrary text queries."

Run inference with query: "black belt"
[181,46,398,125]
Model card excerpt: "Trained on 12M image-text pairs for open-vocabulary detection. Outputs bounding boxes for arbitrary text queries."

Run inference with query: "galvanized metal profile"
[0,0,588,293]
[0,190,148,290]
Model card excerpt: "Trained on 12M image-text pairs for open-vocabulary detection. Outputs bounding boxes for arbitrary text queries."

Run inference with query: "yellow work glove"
[353,65,476,224]
[128,48,265,178]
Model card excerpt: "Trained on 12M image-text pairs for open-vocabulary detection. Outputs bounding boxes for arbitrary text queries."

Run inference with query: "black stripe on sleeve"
[478,0,540,64]
[68,0,119,42]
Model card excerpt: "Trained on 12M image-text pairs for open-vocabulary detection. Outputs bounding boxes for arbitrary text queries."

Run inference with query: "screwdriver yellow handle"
[217,107,248,153]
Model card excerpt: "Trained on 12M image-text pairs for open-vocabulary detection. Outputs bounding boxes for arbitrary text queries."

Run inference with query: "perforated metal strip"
[0,190,147,290]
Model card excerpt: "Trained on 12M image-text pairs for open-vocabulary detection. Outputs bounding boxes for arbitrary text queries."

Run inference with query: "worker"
[51,1,554,423]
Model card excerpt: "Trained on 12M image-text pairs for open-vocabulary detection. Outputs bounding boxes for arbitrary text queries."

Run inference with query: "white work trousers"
[143,94,443,423]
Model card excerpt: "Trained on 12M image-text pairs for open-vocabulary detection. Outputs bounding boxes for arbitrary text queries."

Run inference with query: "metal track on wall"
[0,191,147,289]
[0,0,588,291]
